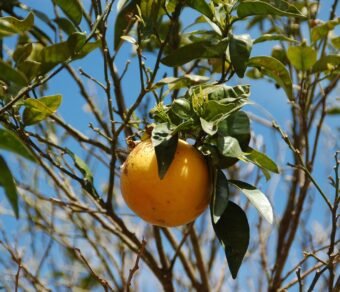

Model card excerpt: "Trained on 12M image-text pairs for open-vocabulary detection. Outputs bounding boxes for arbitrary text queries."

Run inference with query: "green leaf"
[203,98,249,122]
[114,0,138,50]
[331,37,340,49]
[207,84,251,101]
[0,156,19,218]
[237,0,305,19]
[211,169,229,224]
[229,34,252,78]
[217,136,246,160]
[287,45,317,71]
[312,55,340,73]
[311,18,340,43]
[200,118,218,135]
[170,98,193,120]
[153,75,209,90]
[248,56,293,100]
[38,32,98,73]
[245,147,279,178]
[212,201,249,279]
[326,106,340,115]
[254,34,298,44]
[218,111,251,150]
[229,180,273,224]
[23,95,62,126]
[161,38,229,67]
[185,0,213,19]
[152,123,178,179]
[0,59,28,86]
[54,17,77,35]
[0,12,34,38]
[55,0,83,25]
[0,128,36,162]
[65,149,93,183]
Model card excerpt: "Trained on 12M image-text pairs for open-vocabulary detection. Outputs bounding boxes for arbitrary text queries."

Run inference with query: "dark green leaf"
[23,95,62,125]
[237,0,305,19]
[54,17,77,35]
[0,155,19,218]
[212,201,249,279]
[185,0,213,19]
[229,34,252,78]
[114,0,138,50]
[229,180,273,224]
[152,124,178,179]
[55,0,83,25]
[0,12,34,38]
[0,128,36,162]
[254,34,297,44]
[0,59,28,86]
[218,111,250,150]
[211,169,229,224]
[287,45,317,71]
[312,55,340,73]
[311,18,340,43]
[248,56,293,100]
[161,38,229,67]
[170,98,193,120]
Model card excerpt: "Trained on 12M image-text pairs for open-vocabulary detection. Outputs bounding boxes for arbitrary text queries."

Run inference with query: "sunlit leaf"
[312,55,340,73]
[0,12,34,38]
[248,56,293,100]
[254,34,297,44]
[185,0,213,19]
[287,45,317,71]
[55,0,83,25]
[23,95,62,125]
[237,0,305,19]
[245,147,279,176]
[229,180,273,224]
[54,17,77,35]
[217,136,246,160]
[311,18,340,43]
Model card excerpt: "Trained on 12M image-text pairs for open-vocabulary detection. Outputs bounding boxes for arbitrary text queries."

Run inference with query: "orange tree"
[0,0,338,291]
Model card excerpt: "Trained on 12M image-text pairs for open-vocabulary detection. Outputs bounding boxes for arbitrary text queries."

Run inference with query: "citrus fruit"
[120,139,212,227]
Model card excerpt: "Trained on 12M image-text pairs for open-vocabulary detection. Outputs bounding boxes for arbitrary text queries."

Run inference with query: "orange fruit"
[120,139,211,227]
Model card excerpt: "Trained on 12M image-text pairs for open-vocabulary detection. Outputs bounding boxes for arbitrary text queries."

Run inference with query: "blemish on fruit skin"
[167,200,171,204]
[152,207,156,211]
